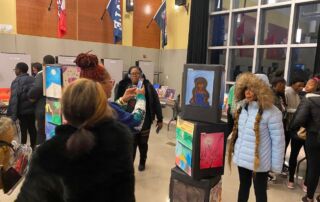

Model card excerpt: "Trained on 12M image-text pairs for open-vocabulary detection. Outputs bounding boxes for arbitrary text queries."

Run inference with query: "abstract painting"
[175,141,192,176]
[176,127,193,150]
[45,66,62,98]
[200,132,224,169]
[62,66,80,88]
[45,122,56,140]
[45,98,62,125]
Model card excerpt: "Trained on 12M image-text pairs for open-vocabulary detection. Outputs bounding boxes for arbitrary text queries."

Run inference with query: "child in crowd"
[283,77,305,174]
[0,117,15,189]
[228,73,285,202]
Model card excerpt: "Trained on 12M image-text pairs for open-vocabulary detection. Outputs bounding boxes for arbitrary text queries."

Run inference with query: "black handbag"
[0,140,22,194]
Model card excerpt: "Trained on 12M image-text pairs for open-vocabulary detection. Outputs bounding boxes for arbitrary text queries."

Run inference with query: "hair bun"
[75,53,99,69]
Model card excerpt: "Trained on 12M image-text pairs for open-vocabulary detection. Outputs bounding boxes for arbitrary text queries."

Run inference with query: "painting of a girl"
[189,77,210,107]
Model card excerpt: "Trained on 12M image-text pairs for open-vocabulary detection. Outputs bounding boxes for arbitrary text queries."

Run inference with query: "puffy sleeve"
[268,107,285,173]
[290,97,310,131]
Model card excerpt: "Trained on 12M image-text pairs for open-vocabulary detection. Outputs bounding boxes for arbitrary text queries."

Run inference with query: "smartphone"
[137,79,143,89]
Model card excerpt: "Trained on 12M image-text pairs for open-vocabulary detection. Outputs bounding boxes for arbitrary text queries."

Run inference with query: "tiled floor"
[0,124,313,202]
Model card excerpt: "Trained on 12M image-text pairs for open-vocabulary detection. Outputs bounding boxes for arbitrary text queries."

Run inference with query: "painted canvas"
[62,66,80,88]
[185,69,214,107]
[165,88,176,100]
[200,132,224,169]
[45,122,56,140]
[175,141,192,176]
[45,99,62,125]
[176,127,193,150]
[45,66,62,98]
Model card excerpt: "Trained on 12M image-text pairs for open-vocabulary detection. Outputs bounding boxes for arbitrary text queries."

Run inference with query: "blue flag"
[154,1,167,48]
[107,0,122,43]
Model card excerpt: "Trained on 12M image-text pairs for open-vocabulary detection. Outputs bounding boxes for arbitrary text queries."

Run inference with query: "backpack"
[0,140,32,194]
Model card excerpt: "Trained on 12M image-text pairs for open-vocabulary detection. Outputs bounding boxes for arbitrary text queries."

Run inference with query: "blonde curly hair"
[0,117,16,143]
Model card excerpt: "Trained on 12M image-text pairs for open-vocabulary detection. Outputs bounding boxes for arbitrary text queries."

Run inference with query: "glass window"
[262,0,290,4]
[210,0,230,12]
[256,48,286,81]
[208,49,227,65]
[233,0,258,9]
[228,49,254,81]
[232,12,257,46]
[260,7,290,45]
[209,15,229,46]
[289,48,316,83]
[294,3,320,44]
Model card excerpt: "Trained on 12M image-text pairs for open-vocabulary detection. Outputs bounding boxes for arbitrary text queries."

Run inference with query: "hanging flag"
[57,0,67,38]
[154,1,167,48]
[107,0,122,43]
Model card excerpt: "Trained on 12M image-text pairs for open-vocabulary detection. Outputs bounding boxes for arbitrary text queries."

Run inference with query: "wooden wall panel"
[78,0,115,43]
[16,0,77,39]
[133,0,161,49]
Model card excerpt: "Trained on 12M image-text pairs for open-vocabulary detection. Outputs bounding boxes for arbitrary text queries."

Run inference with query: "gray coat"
[7,73,35,120]
[28,71,45,120]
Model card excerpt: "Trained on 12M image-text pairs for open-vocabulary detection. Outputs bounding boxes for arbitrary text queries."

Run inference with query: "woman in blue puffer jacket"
[228,72,285,202]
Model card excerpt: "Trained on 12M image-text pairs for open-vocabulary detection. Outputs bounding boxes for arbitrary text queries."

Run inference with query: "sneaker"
[287,181,295,189]
[281,166,289,176]
[138,164,145,171]
[302,184,308,193]
[268,173,277,182]
[301,195,314,202]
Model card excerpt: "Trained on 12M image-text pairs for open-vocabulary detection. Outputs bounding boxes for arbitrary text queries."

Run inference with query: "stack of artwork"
[44,65,80,140]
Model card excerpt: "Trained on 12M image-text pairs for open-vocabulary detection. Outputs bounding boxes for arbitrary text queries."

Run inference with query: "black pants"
[238,167,268,202]
[36,118,46,145]
[288,137,307,184]
[18,114,37,149]
[306,138,320,199]
[133,130,150,165]
[284,130,291,158]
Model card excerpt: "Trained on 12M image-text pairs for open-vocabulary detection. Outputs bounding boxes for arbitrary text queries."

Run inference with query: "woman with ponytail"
[228,72,285,202]
[16,79,135,202]
[75,53,146,132]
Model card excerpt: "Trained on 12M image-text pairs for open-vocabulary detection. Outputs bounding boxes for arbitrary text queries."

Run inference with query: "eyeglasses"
[130,73,140,76]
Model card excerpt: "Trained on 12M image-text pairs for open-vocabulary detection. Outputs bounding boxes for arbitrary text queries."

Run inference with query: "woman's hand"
[136,86,145,95]
[122,87,137,102]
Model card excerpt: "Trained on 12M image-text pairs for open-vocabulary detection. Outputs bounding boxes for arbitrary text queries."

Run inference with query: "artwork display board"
[136,60,154,84]
[175,117,227,180]
[0,53,31,88]
[56,55,76,65]
[44,65,80,140]
[102,58,123,101]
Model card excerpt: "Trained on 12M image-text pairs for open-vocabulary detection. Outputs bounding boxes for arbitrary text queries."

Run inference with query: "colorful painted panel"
[45,66,62,98]
[45,99,62,125]
[45,122,56,140]
[200,132,224,169]
[176,127,193,150]
[62,66,80,88]
[176,118,194,135]
[175,141,192,176]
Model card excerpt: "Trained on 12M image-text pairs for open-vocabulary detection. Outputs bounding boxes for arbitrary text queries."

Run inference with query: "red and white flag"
[57,0,66,38]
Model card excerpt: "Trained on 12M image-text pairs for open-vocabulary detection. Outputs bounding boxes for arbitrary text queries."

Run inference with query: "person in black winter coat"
[115,66,163,171]
[290,80,320,202]
[28,55,55,145]
[16,79,135,202]
[7,62,37,149]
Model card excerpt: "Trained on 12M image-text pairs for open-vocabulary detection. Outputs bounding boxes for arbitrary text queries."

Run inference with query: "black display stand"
[169,167,222,202]
[176,119,227,180]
